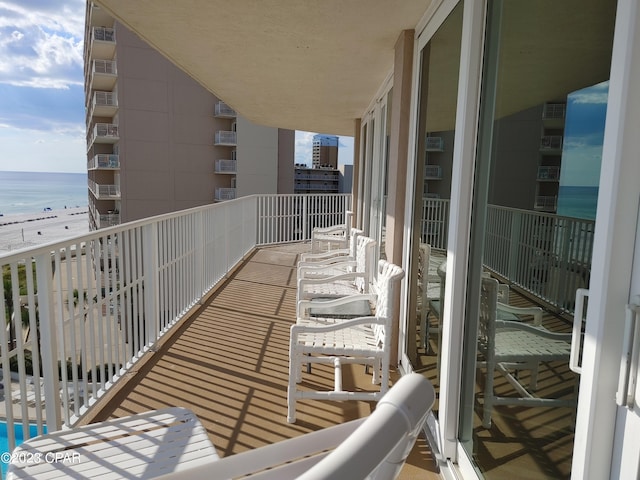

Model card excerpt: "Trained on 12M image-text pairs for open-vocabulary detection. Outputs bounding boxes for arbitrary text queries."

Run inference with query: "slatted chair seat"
[288,260,404,423]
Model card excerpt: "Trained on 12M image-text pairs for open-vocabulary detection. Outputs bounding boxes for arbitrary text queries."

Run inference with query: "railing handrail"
[0,194,351,457]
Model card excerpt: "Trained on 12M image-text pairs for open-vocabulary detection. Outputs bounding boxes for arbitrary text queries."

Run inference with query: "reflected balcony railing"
[0,193,352,454]
[214,101,237,118]
[215,159,237,174]
[537,165,561,181]
[424,165,443,179]
[215,187,236,200]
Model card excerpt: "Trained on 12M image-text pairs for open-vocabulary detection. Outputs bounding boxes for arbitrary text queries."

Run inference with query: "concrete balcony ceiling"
[96,1,615,135]
[94,0,432,135]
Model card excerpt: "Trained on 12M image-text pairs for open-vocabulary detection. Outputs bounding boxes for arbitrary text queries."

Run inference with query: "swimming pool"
[0,421,46,476]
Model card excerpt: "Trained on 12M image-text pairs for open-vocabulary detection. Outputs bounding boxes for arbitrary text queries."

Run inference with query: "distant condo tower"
[83,1,294,230]
[312,134,339,169]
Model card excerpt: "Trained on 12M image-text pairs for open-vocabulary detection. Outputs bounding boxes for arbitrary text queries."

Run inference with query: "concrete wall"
[236,116,279,196]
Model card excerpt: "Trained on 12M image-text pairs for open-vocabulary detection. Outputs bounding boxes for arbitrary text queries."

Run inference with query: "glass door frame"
[399,0,640,478]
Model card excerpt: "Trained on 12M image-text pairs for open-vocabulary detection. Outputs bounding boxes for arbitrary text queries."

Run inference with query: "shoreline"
[0,207,90,254]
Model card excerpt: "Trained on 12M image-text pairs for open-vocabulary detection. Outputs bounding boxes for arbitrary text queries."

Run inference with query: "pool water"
[0,421,46,476]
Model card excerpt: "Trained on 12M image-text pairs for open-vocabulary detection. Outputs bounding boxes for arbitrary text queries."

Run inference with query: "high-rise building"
[312,134,339,168]
[83,2,294,230]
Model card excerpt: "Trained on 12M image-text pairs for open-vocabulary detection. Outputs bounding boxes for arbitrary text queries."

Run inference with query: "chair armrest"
[497,302,543,326]
[495,320,572,341]
[312,225,347,235]
[298,271,365,288]
[292,315,384,335]
[298,261,357,278]
[300,249,351,262]
[297,293,377,317]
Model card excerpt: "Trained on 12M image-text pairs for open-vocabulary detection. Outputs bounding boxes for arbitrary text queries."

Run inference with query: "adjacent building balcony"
[215,187,236,200]
[425,136,444,152]
[534,195,558,211]
[89,26,116,60]
[88,154,119,170]
[542,103,567,128]
[540,135,563,152]
[214,159,237,174]
[88,123,119,148]
[214,101,237,118]
[89,179,121,199]
[89,59,117,92]
[537,165,561,181]
[215,131,237,146]
[90,91,118,118]
[424,165,443,179]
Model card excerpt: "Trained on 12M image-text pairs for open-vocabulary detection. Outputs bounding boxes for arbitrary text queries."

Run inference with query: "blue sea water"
[0,171,88,216]
[556,185,599,221]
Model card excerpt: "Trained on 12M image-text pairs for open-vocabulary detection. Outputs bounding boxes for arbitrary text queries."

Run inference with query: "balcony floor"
[84,243,441,479]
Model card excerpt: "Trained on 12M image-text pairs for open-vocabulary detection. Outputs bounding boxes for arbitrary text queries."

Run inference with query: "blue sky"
[0,1,353,173]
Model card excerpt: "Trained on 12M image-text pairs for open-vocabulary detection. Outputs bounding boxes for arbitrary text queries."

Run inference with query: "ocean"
[0,171,88,216]
[556,185,599,221]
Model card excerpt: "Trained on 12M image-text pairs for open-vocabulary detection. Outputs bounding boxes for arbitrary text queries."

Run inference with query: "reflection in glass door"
[458,1,617,478]
[404,0,463,425]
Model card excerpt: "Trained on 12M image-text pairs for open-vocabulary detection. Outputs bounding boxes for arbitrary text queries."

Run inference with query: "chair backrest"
[371,260,405,346]
[355,236,377,292]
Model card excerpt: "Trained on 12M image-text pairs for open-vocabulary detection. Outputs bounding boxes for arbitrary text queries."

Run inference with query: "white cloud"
[0,0,85,88]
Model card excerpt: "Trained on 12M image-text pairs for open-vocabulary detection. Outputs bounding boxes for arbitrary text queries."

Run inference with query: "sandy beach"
[0,207,90,254]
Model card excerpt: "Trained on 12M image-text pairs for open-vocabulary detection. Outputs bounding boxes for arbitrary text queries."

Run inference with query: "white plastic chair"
[310,210,353,253]
[478,277,576,428]
[288,260,404,423]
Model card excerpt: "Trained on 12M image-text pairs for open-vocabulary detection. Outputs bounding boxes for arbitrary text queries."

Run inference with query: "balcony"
[537,165,561,181]
[88,154,119,170]
[90,27,116,60]
[424,164,443,179]
[214,101,237,118]
[540,135,563,152]
[215,187,236,200]
[542,103,566,128]
[90,91,118,118]
[0,194,590,478]
[88,179,120,199]
[88,123,119,148]
[425,136,444,152]
[534,195,558,211]
[214,159,237,174]
[215,131,237,146]
[89,60,117,91]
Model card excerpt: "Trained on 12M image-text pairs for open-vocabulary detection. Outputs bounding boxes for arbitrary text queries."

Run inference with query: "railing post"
[302,195,308,242]
[142,223,160,347]
[508,210,522,282]
[195,210,204,299]
[35,253,62,431]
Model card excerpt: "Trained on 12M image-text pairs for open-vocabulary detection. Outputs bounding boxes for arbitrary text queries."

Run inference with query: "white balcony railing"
[424,165,443,179]
[215,131,237,145]
[215,159,237,173]
[93,91,117,108]
[537,165,561,181]
[88,123,119,147]
[534,195,558,210]
[88,154,119,170]
[214,102,236,118]
[88,179,120,198]
[93,59,117,75]
[0,193,351,455]
[540,135,563,151]
[425,136,444,151]
[215,187,236,200]
[92,26,115,42]
[542,103,566,120]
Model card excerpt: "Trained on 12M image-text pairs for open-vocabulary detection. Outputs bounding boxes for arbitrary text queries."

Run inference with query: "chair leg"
[288,330,298,423]
[482,360,495,429]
